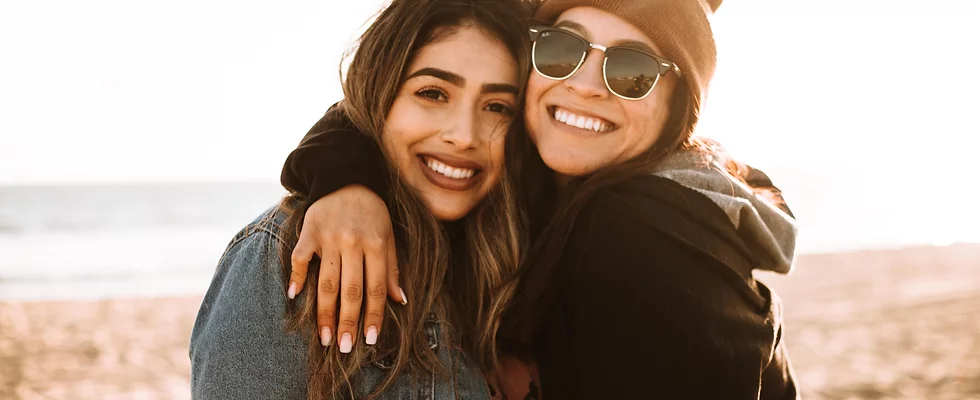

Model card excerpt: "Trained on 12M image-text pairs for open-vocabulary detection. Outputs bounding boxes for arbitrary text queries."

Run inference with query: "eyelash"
[415,87,514,116]
[485,102,514,116]
[416,87,448,102]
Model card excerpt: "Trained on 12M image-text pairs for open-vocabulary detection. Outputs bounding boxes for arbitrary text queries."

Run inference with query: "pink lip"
[417,155,484,192]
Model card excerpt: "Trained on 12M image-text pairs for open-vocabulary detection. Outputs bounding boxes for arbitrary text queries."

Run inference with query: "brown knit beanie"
[534,0,721,128]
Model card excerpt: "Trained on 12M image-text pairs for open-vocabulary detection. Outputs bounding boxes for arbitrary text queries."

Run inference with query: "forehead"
[407,25,518,86]
[554,7,664,54]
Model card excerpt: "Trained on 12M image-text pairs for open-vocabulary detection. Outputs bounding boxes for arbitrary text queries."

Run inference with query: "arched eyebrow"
[407,67,517,94]
[407,68,464,87]
[482,83,518,95]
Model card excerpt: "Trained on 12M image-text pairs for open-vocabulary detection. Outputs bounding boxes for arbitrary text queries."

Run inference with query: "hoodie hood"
[650,148,798,274]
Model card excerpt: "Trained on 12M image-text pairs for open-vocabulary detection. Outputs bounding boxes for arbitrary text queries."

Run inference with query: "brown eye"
[485,102,513,115]
[416,88,448,102]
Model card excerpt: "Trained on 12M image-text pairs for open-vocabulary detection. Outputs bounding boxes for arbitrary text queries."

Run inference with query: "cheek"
[525,74,551,113]
[624,91,673,149]
[383,102,429,170]
[380,128,413,178]
[487,136,508,180]
[524,75,553,144]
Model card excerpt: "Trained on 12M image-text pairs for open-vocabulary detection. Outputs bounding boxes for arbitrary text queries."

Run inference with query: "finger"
[385,230,406,305]
[288,222,319,300]
[362,236,387,346]
[336,245,364,354]
[316,247,341,348]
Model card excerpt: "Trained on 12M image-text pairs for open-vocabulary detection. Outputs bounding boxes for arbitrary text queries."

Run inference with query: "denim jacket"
[189,205,492,399]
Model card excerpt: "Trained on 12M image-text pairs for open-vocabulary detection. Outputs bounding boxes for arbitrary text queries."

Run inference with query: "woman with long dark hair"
[189,0,536,398]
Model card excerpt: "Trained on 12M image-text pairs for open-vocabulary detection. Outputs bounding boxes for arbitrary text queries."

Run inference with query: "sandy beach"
[2,244,979,400]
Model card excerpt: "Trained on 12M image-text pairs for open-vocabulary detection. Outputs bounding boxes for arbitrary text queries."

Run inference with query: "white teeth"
[425,158,476,180]
[555,109,568,123]
[553,108,611,133]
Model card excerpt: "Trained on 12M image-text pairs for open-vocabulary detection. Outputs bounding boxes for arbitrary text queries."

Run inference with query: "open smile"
[417,155,483,191]
[549,106,617,133]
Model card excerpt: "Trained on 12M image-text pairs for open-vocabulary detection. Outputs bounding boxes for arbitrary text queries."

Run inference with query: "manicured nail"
[339,333,353,353]
[320,327,332,347]
[287,282,297,300]
[366,326,378,345]
[399,287,408,305]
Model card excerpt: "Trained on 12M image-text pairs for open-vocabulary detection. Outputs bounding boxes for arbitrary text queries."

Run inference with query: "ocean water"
[0,182,287,301]
[1,178,977,301]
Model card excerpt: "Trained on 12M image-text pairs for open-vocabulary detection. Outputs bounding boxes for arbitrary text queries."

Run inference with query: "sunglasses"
[529,26,680,100]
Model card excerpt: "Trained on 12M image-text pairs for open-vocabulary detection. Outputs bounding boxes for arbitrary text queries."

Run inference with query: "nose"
[564,48,608,99]
[439,106,479,150]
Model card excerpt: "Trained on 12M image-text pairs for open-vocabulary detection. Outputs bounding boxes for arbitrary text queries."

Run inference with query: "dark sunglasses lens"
[534,30,586,79]
[605,48,661,99]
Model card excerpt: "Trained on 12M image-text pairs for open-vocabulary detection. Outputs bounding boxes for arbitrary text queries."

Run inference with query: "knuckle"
[344,284,363,301]
[364,235,385,250]
[365,310,385,321]
[321,229,339,241]
[317,310,335,322]
[338,318,359,327]
[290,252,308,268]
[319,278,339,295]
[368,283,387,299]
[339,231,359,246]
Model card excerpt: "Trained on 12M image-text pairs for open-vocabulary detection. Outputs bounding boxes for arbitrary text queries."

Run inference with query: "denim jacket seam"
[232,208,289,245]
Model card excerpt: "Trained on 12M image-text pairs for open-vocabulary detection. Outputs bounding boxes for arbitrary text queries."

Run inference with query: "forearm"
[281,104,390,208]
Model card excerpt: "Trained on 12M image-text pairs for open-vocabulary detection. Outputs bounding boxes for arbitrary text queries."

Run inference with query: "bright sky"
[1,0,978,185]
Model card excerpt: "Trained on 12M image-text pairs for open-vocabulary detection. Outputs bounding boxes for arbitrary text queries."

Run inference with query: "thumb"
[385,230,406,305]
[288,219,319,299]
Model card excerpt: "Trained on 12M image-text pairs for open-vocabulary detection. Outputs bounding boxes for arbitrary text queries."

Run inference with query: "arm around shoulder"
[280,105,390,207]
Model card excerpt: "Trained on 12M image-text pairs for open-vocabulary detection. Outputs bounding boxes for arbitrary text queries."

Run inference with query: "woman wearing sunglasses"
[188,0,539,398]
[281,0,800,398]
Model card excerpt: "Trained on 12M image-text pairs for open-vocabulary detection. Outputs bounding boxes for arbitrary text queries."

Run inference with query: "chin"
[426,199,473,222]
[433,210,468,222]
[536,139,602,177]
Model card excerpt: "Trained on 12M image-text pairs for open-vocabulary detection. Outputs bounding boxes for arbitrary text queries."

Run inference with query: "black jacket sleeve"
[280,104,390,209]
[558,187,798,399]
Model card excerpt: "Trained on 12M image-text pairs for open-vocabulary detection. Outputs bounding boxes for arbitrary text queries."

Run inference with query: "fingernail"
[366,326,378,345]
[399,287,408,305]
[287,282,297,300]
[320,327,332,347]
[339,333,353,353]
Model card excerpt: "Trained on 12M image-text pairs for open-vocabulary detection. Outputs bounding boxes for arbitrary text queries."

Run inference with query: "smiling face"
[525,7,679,178]
[383,25,519,221]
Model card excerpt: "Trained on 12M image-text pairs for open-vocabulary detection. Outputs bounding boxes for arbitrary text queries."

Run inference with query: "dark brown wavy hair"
[276,1,534,399]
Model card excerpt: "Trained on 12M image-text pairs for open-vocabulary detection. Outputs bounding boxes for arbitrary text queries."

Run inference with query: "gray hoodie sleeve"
[189,221,309,400]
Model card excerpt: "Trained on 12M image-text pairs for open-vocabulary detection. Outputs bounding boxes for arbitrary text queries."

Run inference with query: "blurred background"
[1,0,978,398]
